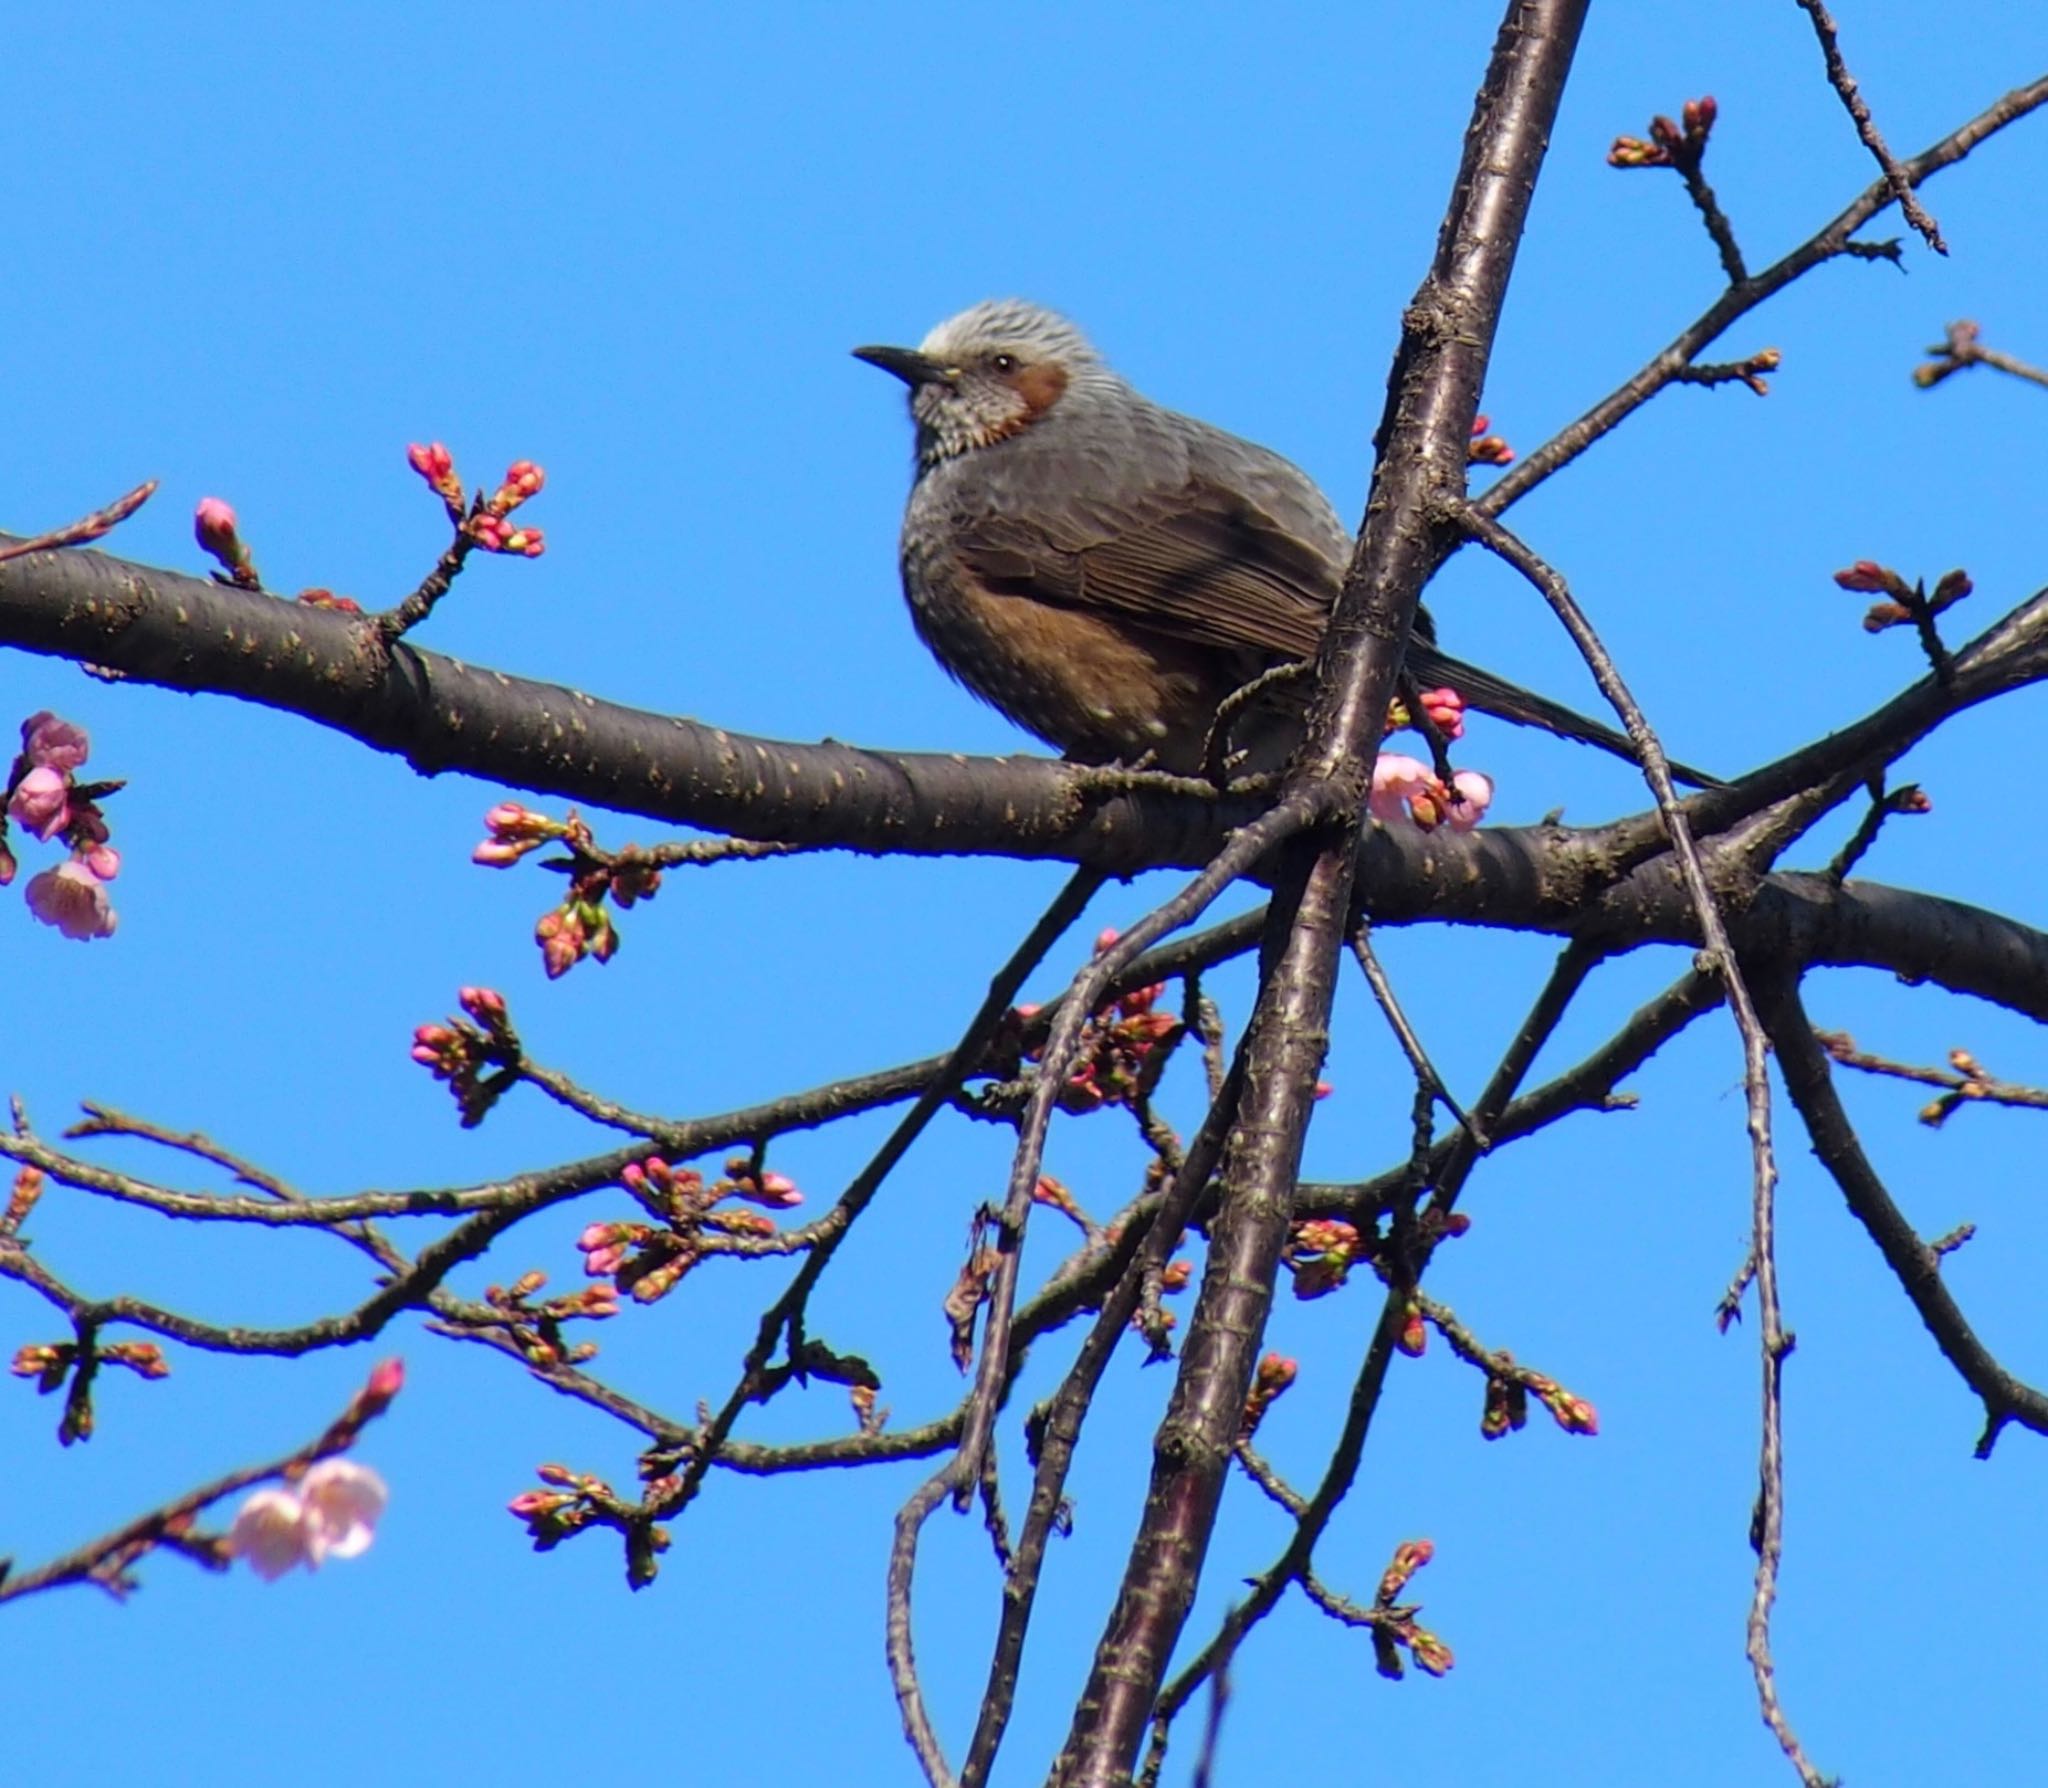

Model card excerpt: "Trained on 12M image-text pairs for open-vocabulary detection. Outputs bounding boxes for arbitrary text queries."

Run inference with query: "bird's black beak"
[852,343,953,388]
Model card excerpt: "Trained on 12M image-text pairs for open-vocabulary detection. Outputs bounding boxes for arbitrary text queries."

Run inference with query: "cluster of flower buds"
[1467,415,1514,468]
[1835,560,1972,636]
[406,442,549,555]
[1386,684,1467,743]
[1016,929,1184,1113]
[295,587,364,613]
[5,711,121,940]
[407,441,467,517]
[1240,1351,1299,1439]
[194,496,262,588]
[575,1153,802,1307]
[1609,94,1718,168]
[409,985,520,1127]
[12,1336,167,1393]
[478,1270,617,1364]
[472,800,575,868]
[1481,1364,1598,1440]
[1286,1217,1366,1299]
[1031,1173,1090,1230]
[1369,752,1493,834]
[506,1462,613,1549]
[537,844,660,978]
[468,455,548,556]
[1367,1538,1453,1679]
[467,510,546,557]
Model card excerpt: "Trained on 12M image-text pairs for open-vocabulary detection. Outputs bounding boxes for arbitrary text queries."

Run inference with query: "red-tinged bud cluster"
[576,1153,802,1307]
[194,496,261,588]
[851,1382,883,1434]
[1416,686,1466,742]
[1286,1217,1364,1299]
[1396,1302,1429,1358]
[472,800,568,867]
[1835,560,1972,637]
[410,988,522,1127]
[12,1341,72,1391]
[1378,1536,1436,1603]
[537,902,611,978]
[506,1463,609,1550]
[1240,1351,1299,1438]
[1160,1258,1192,1292]
[358,1356,406,1413]
[1610,95,1716,171]
[488,460,546,515]
[101,1341,171,1380]
[1467,416,1514,467]
[407,441,466,518]
[295,587,365,613]
[467,511,546,557]
[1022,957,1183,1115]
[1833,560,1905,596]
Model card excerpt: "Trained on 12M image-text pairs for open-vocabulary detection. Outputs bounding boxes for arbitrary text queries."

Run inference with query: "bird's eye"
[990,353,1019,375]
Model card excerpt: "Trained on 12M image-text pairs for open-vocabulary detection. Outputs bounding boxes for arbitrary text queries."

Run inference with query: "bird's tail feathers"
[1407,643,1723,791]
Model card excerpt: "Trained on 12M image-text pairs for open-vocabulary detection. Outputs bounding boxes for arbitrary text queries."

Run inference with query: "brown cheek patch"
[1009,361,1069,417]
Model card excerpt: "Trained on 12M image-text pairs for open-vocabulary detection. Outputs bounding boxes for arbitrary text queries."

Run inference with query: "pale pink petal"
[230,1488,315,1580]
[24,860,117,940]
[297,1459,388,1563]
[1447,770,1495,832]
[1369,753,1433,825]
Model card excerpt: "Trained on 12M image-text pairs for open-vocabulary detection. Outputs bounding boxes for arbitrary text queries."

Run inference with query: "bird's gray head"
[854,300,1107,465]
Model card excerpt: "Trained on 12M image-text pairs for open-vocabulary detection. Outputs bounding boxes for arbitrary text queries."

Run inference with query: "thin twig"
[0,480,156,567]
[1792,0,1947,252]
[1347,920,1482,1145]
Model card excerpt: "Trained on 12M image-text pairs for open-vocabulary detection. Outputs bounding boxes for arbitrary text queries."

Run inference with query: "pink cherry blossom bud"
[361,1357,405,1410]
[471,839,530,867]
[458,986,506,1023]
[20,712,89,773]
[1416,687,1466,740]
[582,1243,627,1277]
[407,442,454,482]
[25,859,117,940]
[1446,770,1494,832]
[1833,560,1895,594]
[83,844,120,881]
[1314,1080,1333,1100]
[756,1171,802,1208]
[193,496,250,573]
[8,765,71,841]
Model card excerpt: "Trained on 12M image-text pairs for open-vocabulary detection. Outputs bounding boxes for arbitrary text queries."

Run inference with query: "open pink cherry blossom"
[24,859,117,940]
[229,1459,389,1580]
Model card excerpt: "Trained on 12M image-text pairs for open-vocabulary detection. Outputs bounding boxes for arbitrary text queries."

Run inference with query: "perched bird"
[857,300,1716,788]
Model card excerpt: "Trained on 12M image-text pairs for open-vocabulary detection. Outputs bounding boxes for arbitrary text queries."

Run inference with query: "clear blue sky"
[6,6,2046,1784]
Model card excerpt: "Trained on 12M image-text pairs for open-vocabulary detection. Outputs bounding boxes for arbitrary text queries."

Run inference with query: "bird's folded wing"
[951,479,1333,661]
